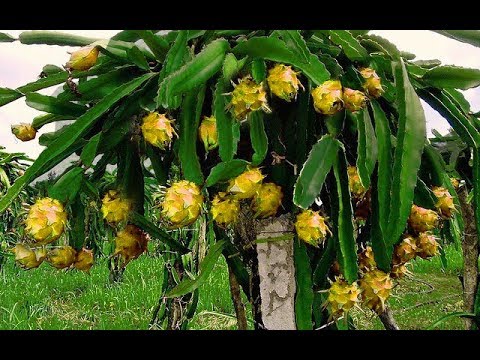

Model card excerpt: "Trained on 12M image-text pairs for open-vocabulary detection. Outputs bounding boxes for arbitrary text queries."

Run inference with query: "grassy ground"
[0,244,469,330]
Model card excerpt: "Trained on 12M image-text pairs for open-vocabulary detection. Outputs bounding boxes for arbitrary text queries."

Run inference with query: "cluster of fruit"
[100,190,149,266]
[326,167,458,318]
[12,198,94,272]
[159,167,283,229]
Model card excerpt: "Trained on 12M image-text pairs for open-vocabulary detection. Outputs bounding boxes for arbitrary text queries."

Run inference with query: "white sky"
[1,30,480,159]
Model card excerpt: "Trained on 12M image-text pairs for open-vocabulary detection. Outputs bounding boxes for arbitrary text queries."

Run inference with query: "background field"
[0,244,467,330]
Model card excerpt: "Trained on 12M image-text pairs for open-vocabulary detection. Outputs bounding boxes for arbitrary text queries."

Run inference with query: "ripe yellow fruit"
[416,232,439,259]
[47,246,77,269]
[327,277,361,319]
[227,167,265,200]
[161,180,204,228]
[198,116,218,151]
[11,123,36,142]
[347,166,367,199]
[432,186,456,219]
[66,46,99,71]
[252,182,283,218]
[393,235,417,265]
[359,269,393,314]
[12,244,47,270]
[390,264,409,279]
[101,190,132,225]
[114,225,149,265]
[229,76,270,120]
[360,68,384,98]
[343,88,367,112]
[408,205,439,233]
[266,63,303,101]
[311,80,343,115]
[74,248,94,273]
[358,246,376,273]
[211,192,240,226]
[141,112,177,150]
[25,197,67,244]
[450,177,460,190]
[295,210,331,247]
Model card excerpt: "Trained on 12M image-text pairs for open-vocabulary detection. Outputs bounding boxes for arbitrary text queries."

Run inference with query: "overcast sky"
[1,30,480,159]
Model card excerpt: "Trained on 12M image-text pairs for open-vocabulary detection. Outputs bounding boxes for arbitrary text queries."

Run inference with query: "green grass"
[0,244,470,330]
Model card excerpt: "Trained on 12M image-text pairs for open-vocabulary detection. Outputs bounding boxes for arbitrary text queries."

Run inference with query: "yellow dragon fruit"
[12,244,47,270]
[161,180,204,228]
[211,192,240,226]
[408,204,439,233]
[266,63,303,101]
[141,112,177,150]
[432,186,456,219]
[198,116,218,151]
[360,68,384,98]
[343,88,367,112]
[390,264,409,279]
[101,190,132,225]
[25,197,67,244]
[416,232,439,259]
[358,246,376,273]
[11,123,36,142]
[46,246,77,269]
[347,166,367,199]
[227,167,265,200]
[295,210,331,247]
[326,277,361,319]
[450,177,460,190]
[252,182,283,218]
[66,46,99,71]
[311,80,343,115]
[229,76,271,120]
[74,248,94,273]
[114,225,149,265]
[393,235,417,265]
[359,269,393,314]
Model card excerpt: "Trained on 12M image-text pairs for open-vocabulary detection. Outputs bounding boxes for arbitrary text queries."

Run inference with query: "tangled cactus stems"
[359,269,393,314]
[161,180,204,228]
[66,46,99,71]
[408,204,439,233]
[114,225,149,265]
[11,123,36,142]
[347,166,367,199]
[198,116,218,151]
[227,167,265,200]
[25,197,67,244]
[266,63,303,101]
[141,112,177,150]
[311,80,343,115]
[12,244,47,270]
[358,246,376,273]
[211,192,240,226]
[326,277,361,319]
[252,182,283,219]
[101,190,132,225]
[416,232,439,259]
[393,235,418,265]
[74,248,94,273]
[360,67,384,98]
[295,209,331,247]
[432,186,456,219]
[343,88,367,112]
[229,76,271,120]
[47,246,77,269]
